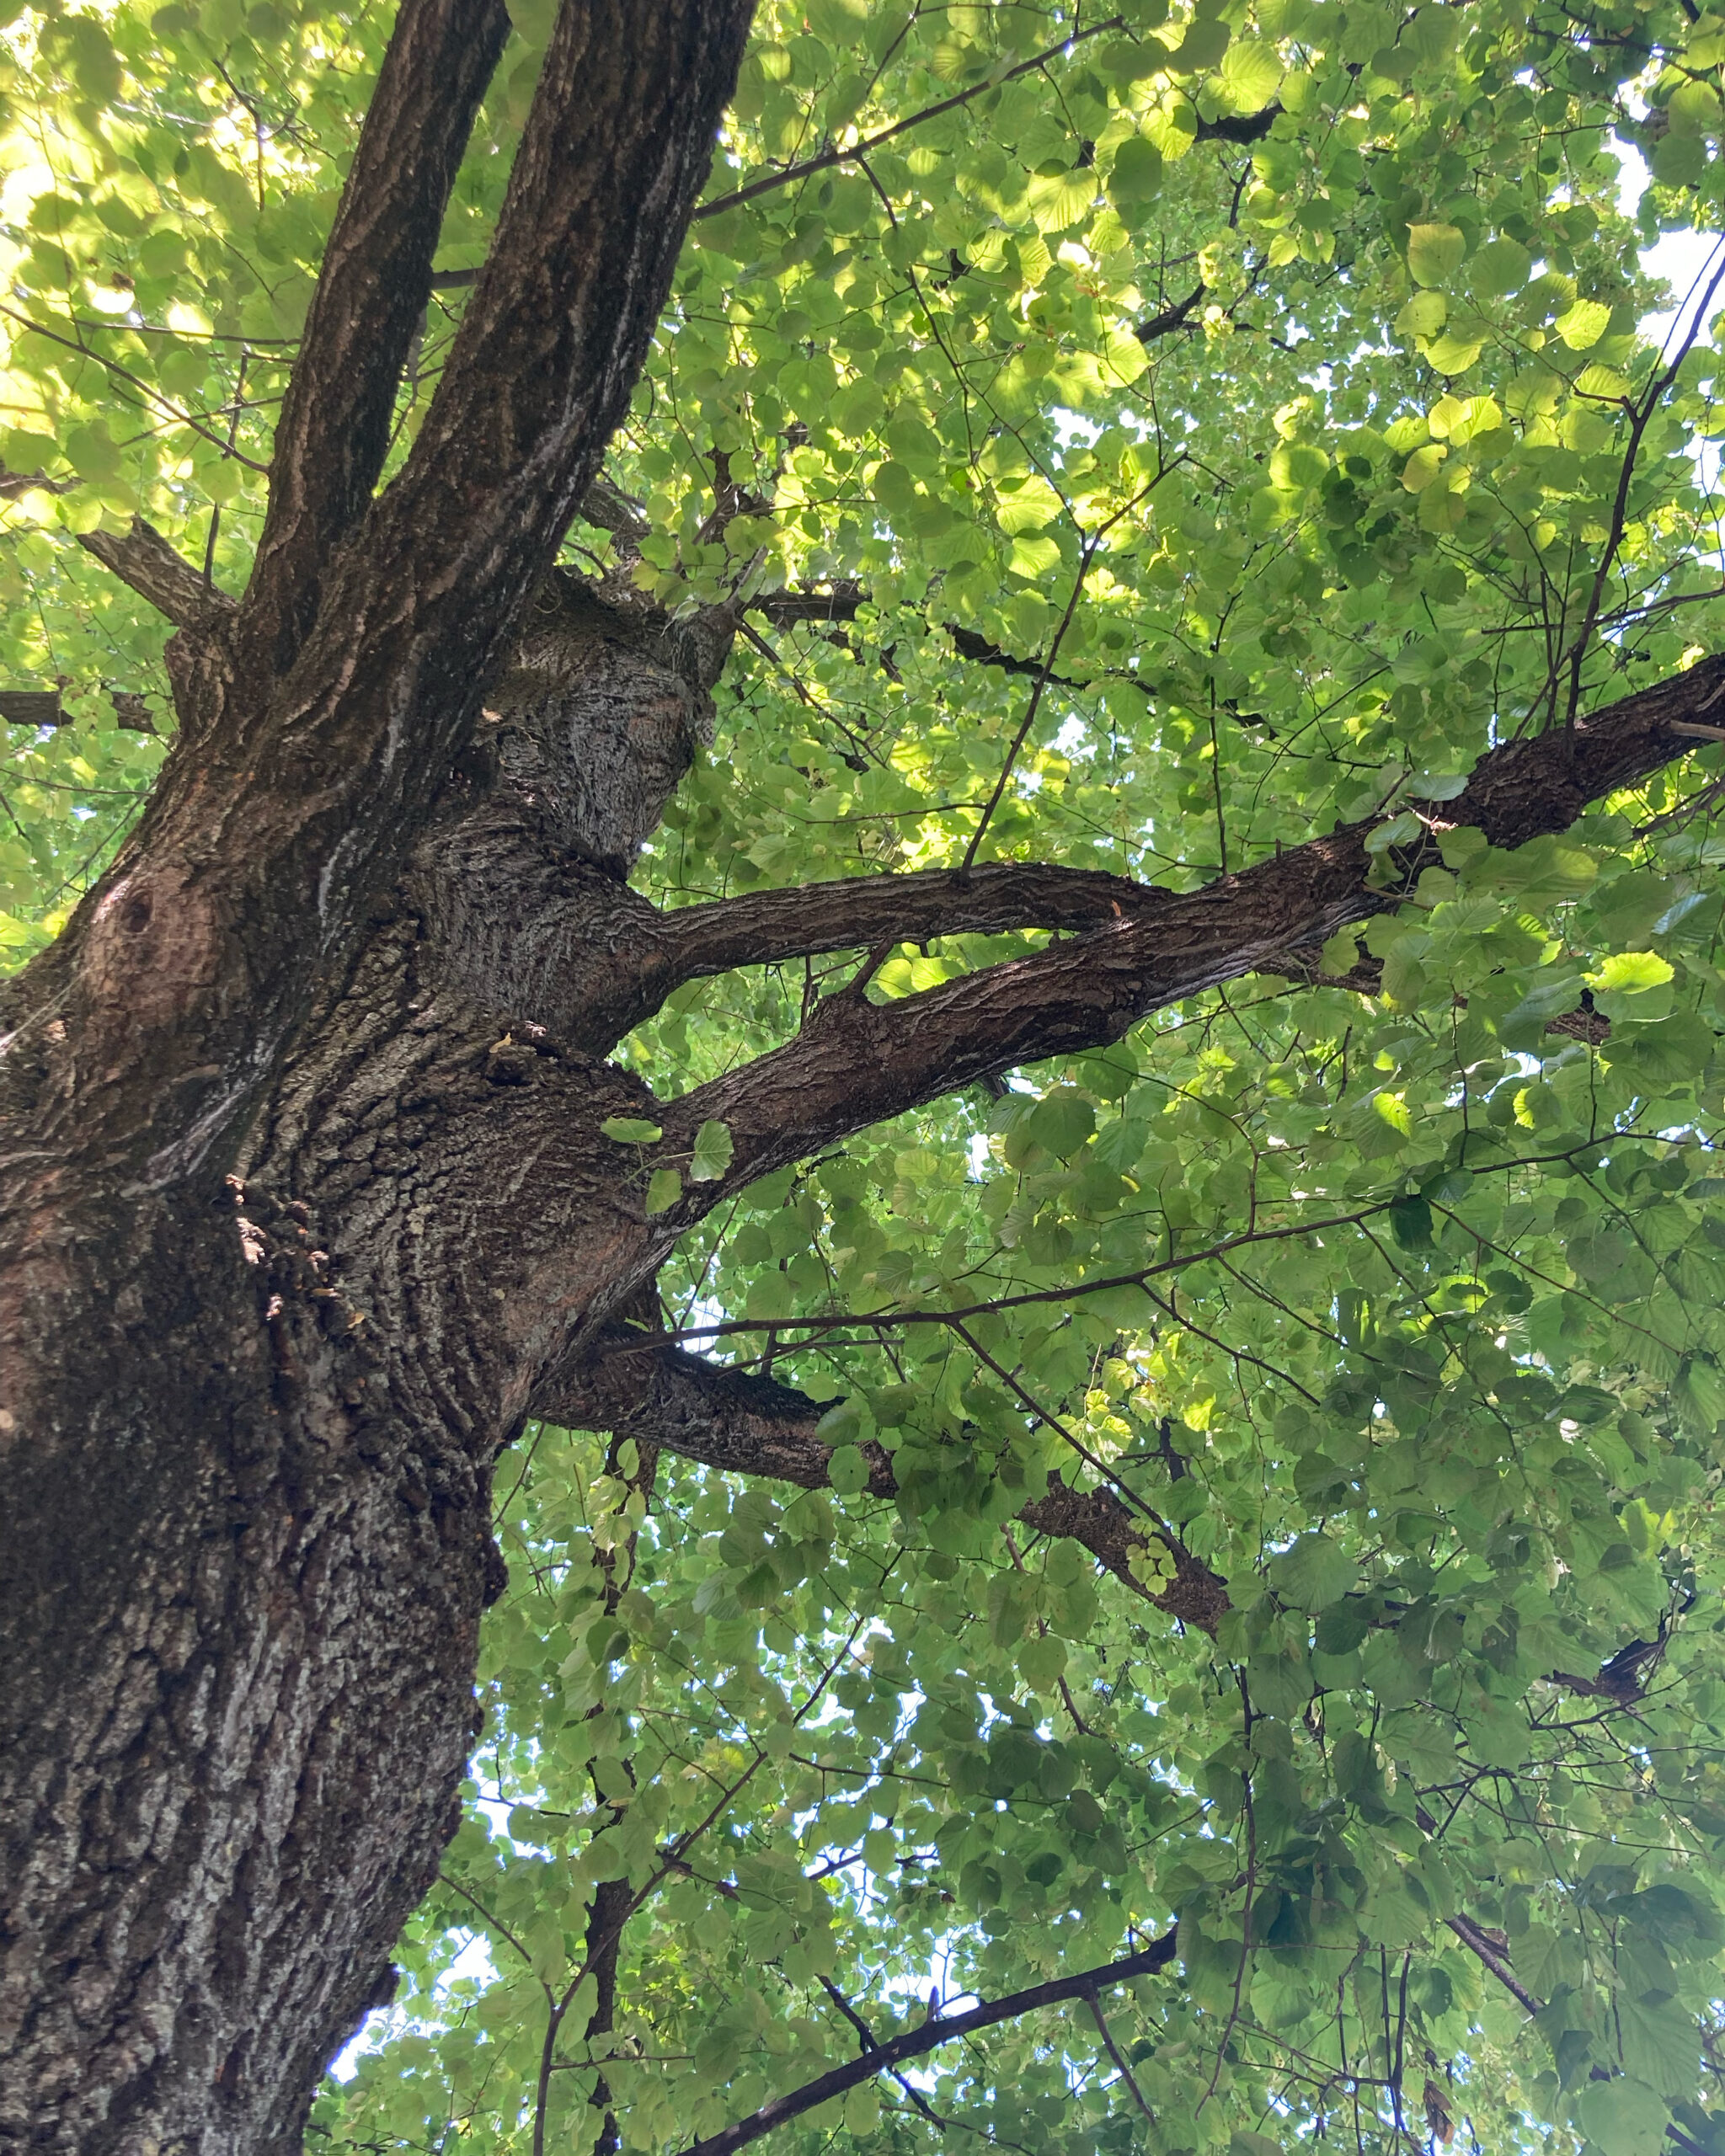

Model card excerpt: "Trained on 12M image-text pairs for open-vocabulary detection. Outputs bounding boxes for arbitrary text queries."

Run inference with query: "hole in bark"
[120,890,152,935]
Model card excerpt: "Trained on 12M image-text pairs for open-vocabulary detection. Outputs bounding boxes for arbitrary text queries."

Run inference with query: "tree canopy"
[7,1,1725,2153]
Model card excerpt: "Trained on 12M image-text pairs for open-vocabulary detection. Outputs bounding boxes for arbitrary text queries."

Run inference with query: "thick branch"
[77,518,230,632]
[11,4,754,1198]
[654,859,1166,981]
[670,1928,1178,2156]
[0,690,66,729]
[0,687,159,734]
[368,2,751,660]
[660,658,1725,1193]
[480,857,1185,1059]
[243,0,510,659]
[538,1337,1227,1630]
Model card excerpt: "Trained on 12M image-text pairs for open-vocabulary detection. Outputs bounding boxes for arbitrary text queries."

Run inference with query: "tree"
[5,0,1725,2149]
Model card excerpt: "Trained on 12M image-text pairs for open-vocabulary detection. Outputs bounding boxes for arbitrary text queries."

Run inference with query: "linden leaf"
[601,1117,664,1143]
[689,1118,734,1181]
[644,1167,682,1214]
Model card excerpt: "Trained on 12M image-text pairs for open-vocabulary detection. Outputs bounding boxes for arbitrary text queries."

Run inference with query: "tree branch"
[537,1333,1227,1630]
[362,0,752,669]
[1135,280,1207,344]
[692,18,1128,223]
[77,518,232,632]
[242,0,511,660]
[1445,1914,1542,2018]
[652,858,1166,980]
[658,657,1725,1196]
[668,1928,1178,2156]
[29,3,757,1203]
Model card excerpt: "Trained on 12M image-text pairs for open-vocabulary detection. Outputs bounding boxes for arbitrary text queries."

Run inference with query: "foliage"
[8,0,1725,2152]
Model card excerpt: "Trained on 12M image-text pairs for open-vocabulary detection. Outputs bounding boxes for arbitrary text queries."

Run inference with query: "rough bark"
[3,0,1722,2144]
[545,1327,1229,1630]
[0,4,751,2150]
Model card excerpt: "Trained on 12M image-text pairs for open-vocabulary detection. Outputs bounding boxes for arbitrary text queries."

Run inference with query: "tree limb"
[27,3,756,1203]
[242,0,511,659]
[362,0,753,670]
[537,1333,1228,1630]
[651,858,1167,981]
[669,1927,1178,2156]
[659,657,1725,1195]
[77,519,231,632]
[1136,280,1207,344]
[692,18,1129,223]
[1445,1914,1542,2018]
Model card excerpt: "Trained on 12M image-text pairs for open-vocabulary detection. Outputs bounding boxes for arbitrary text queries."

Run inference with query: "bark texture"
[2,0,1722,2146]
[0,4,752,2149]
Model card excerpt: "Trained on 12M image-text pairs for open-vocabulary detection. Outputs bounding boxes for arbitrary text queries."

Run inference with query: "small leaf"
[644,1168,682,1214]
[1400,444,1448,493]
[1584,952,1673,996]
[1271,1534,1359,1609]
[816,1400,862,1444]
[689,1118,734,1182]
[1107,132,1164,213]
[1389,1193,1433,1248]
[827,1444,869,1496]
[1555,297,1610,350]
[601,1116,664,1143]
[1407,221,1466,287]
[1395,290,1447,339]
[1470,235,1531,296]
[1365,809,1423,852]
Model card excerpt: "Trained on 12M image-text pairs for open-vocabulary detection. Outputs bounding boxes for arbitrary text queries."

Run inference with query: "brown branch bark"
[538,1333,1228,1630]
[1135,280,1207,344]
[243,0,511,663]
[655,657,1725,1197]
[654,857,1162,976]
[0,690,66,728]
[1445,1914,1542,2017]
[77,517,231,632]
[670,1927,1178,2156]
[2,0,754,1203]
[365,2,752,655]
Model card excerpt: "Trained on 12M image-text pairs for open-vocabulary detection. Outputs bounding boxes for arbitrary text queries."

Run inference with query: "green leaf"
[1584,952,1673,996]
[1170,16,1230,68]
[601,1116,664,1143]
[1470,236,1532,296]
[1618,1993,1701,2097]
[827,1444,869,1496]
[1027,1087,1095,1161]
[1271,1534,1359,1609]
[1575,2076,1669,2156]
[1555,298,1611,350]
[1107,133,1164,213]
[689,1118,734,1182]
[644,1167,682,1214]
[1407,221,1466,287]
[1389,1194,1433,1248]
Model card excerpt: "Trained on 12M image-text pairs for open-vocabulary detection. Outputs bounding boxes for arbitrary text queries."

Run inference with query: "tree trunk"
[0,574,729,2152]
[0,0,755,2142]
[5,0,1725,2143]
